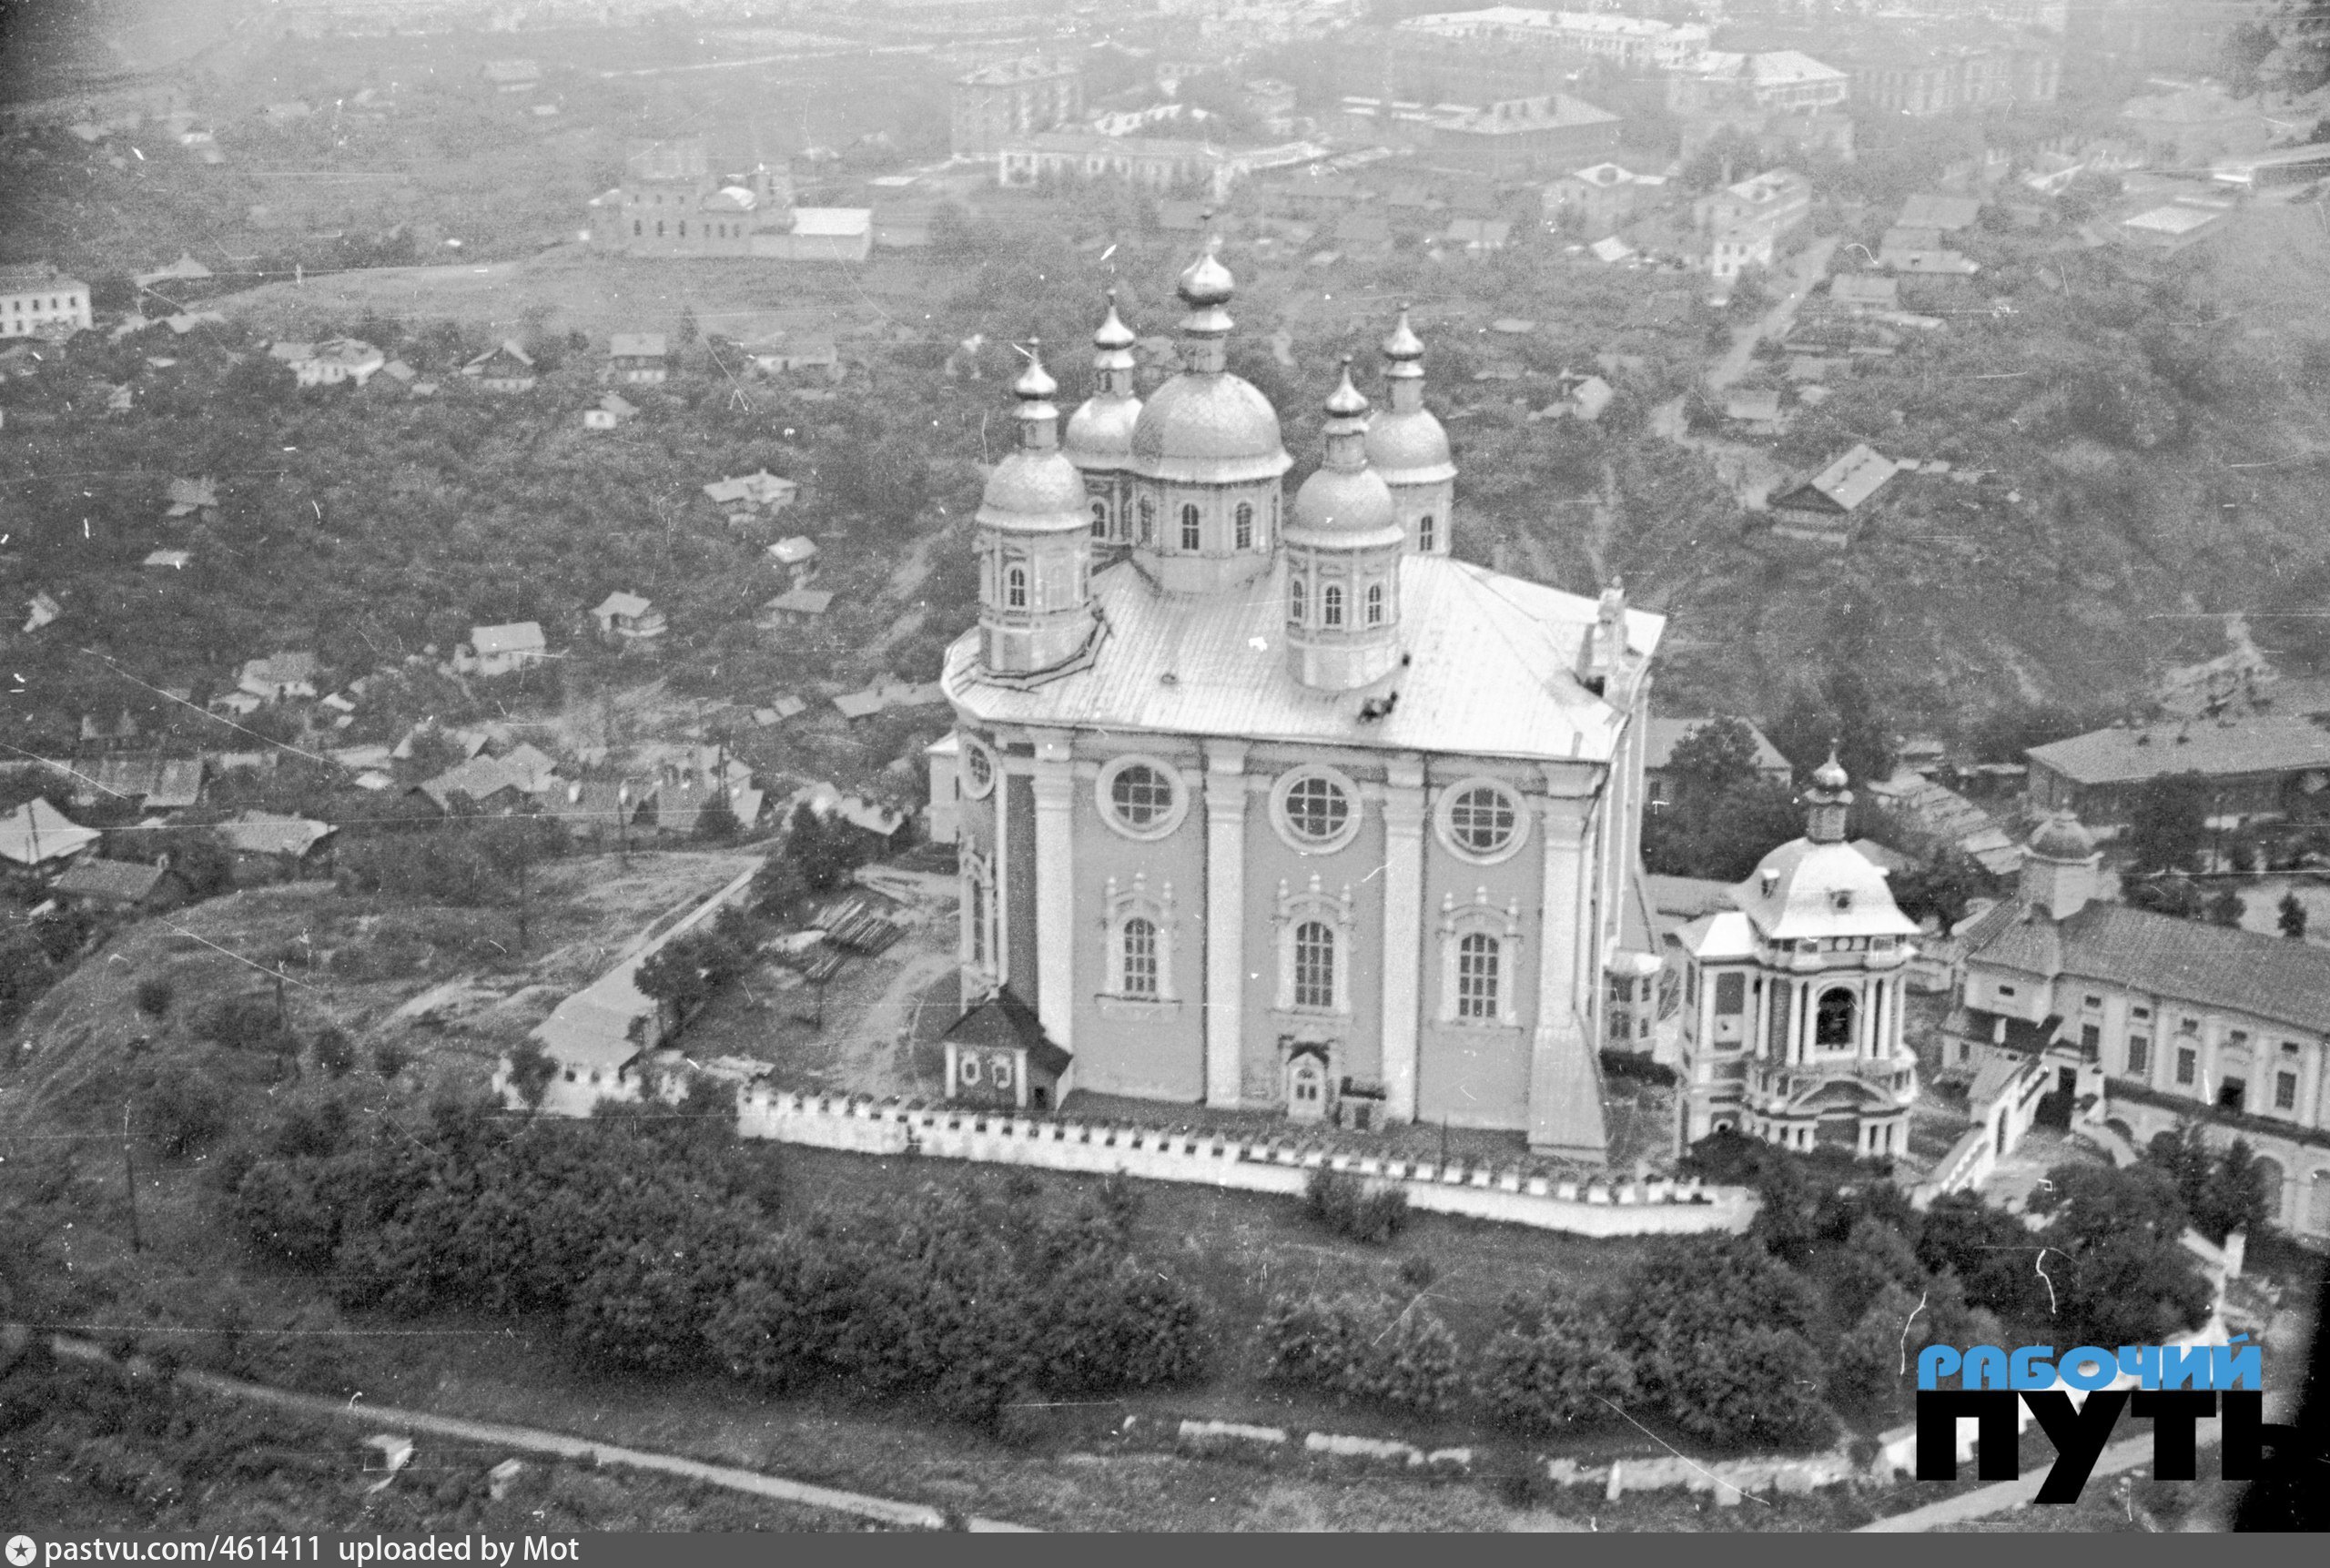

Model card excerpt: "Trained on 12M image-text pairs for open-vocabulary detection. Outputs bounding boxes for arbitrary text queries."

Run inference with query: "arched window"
[1090,500,1108,538]
[1365,582,1384,625]
[1005,565,1028,610]
[1138,498,1154,543]
[1419,513,1436,551]
[1180,503,1201,550]
[1456,932,1500,1020]
[1234,501,1254,549]
[1815,987,1856,1049]
[633,218,643,237]
[678,221,687,237]
[1122,917,1159,996]
[656,220,665,237]
[1293,921,1335,1010]
[1322,584,1343,627]
[1290,576,1307,624]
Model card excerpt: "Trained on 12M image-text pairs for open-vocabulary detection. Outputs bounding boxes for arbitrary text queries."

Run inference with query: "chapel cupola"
[1365,305,1456,555]
[1805,749,1852,845]
[2021,809,2101,921]
[1063,289,1144,548]
[1125,236,1292,596]
[1283,358,1406,693]
[974,342,1099,683]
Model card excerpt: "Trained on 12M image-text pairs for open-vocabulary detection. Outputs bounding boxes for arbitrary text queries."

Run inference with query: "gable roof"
[416,755,530,811]
[1967,897,2330,1036]
[0,797,101,865]
[54,857,171,903]
[471,622,546,656]
[764,588,835,616]
[1643,716,1791,775]
[466,340,535,372]
[943,988,1074,1077]
[610,333,666,359]
[2028,715,2330,786]
[595,591,653,620]
[218,810,334,858]
[1778,443,1896,514]
[1831,273,1899,305]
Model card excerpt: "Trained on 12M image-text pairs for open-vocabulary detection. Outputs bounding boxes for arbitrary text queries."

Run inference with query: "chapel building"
[939,241,1665,1161]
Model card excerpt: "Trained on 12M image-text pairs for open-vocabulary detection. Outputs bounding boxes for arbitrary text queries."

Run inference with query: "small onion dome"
[1381,305,1424,371]
[1811,749,1849,792]
[1093,289,1137,350]
[2028,811,2096,862]
[1011,347,1058,403]
[1287,361,1400,545]
[1178,236,1235,308]
[977,343,1085,527]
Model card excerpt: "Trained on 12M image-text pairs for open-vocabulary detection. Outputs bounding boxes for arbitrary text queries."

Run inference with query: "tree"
[1663,717,1765,802]
[2025,1159,2214,1345]
[2145,1123,2273,1244]
[692,793,740,844]
[2280,891,2308,940]
[1829,1282,1922,1428]
[752,853,810,917]
[505,1037,556,1109]
[1889,849,1982,936]
[1617,1235,1834,1449]
[2126,772,2209,875]
[2206,888,2247,927]
[1483,1295,1637,1433]
[2127,872,2205,920]
[675,305,699,348]
[788,803,870,893]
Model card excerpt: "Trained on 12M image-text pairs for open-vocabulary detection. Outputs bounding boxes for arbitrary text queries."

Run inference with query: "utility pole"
[122,1102,143,1254]
[618,781,632,866]
[515,844,530,950]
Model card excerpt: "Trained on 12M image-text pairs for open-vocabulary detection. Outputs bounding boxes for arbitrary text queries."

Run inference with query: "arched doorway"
[1287,1051,1329,1123]
[1815,987,1856,1050]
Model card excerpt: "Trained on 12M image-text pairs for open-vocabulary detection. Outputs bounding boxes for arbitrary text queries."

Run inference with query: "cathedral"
[937,239,1665,1162]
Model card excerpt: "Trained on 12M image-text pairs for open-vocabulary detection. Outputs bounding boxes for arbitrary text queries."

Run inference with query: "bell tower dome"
[975,343,1099,683]
[1064,290,1142,551]
[1366,306,1456,555]
[1284,359,1406,692]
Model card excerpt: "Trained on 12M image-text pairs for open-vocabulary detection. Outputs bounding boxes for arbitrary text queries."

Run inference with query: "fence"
[734,1089,1758,1238]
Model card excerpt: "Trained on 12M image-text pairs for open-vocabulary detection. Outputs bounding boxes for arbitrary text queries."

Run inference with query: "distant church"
[937,240,1665,1162]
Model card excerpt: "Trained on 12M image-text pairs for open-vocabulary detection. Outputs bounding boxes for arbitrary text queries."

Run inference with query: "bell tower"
[975,344,1099,683]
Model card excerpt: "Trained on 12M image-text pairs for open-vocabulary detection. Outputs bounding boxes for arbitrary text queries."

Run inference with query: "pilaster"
[1204,739,1250,1108]
[1379,758,1426,1123]
[1526,778,1607,1162]
[1030,730,1077,1053]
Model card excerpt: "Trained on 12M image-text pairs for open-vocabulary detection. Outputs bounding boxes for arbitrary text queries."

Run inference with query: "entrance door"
[2035,1067,2076,1129]
[1287,1054,1329,1122]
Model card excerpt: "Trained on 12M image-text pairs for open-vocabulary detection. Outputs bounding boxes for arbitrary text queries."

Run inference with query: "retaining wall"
[736,1089,1758,1238]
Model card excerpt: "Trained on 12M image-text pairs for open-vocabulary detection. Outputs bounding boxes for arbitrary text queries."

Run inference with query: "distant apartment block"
[951,56,1083,163]
[1822,22,2061,116]
[1398,8,1712,71]
[1340,92,1620,177]
[998,132,1244,200]
[1692,167,1812,246]
[0,263,90,339]
[1667,50,1848,116]
[588,137,870,264]
[1543,160,1669,236]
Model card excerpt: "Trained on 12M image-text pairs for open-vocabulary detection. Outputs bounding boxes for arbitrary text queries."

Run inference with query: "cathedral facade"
[938,241,1663,1162]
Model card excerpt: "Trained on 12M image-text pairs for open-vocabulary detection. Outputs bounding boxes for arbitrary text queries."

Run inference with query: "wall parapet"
[733,1088,1758,1237]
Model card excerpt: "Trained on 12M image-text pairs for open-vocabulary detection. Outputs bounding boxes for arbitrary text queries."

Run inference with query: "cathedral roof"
[944,554,1664,764]
[1728,838,1920,943]
[1129,371,1293,484]
[1363,408,1456,484]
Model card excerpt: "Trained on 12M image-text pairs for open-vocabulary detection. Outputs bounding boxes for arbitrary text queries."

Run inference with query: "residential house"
[1724,387,1784,434]
[1693,169,1813,246]
[1949,812,2330,1242]
[1416,94,1623,179]
[480,59,541,93]
[2118,200,2232,254]
[1668,49,1849,116]
[0,797,101,869]
[1879,226,1979,273]
[163,476,219,522]
[925,733,961,846]
[278,338,386,389]
[1829,274,1900,315]
[217,810,336,880]
[583,392,638,430]
[950,56,1084,162]
[1644,716,1794,808]
[133,252,213,292]
[142,550,190,572]
[588,136,872,264]
[1708,226,1774,283]
[998,131,1241,203]
[766,536,820,579]
[1766,443,1898,548]
[2025,715,2330,836]
[1861,769,2023,877]
[468,622,548,677]
[608,333,668,385]
[497,744,561,796]
[411,754,534,815]
[736,334,842,379]
[238,652,319,703]
[79,710,141,751]
[463,341,537,392]
[592,592,668,646]
[1439,217,1513,254]
[67,754,201,814]
[380,359,417,387]
[1543,161,1668,238]
[0,262,92,339]
[52,857,190,913]
[550,777,654,846]
[703,470,799,521]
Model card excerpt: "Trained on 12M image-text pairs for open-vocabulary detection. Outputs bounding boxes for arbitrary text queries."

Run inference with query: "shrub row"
[1302,1167,1410,1246]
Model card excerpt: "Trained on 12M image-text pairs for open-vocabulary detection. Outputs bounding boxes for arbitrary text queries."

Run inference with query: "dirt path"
[50,1337,1034,1533]
[835,944,961,1094]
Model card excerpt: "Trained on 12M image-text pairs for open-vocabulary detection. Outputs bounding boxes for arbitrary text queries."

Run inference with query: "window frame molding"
[1096,753,1190,843]
[1273,874,1355,1017]
[1433,775,1532,865]
[1270,764,1364,855]
[958,734,998,801]
[1435,886,1523,1027]
[1101,872,1180,1003]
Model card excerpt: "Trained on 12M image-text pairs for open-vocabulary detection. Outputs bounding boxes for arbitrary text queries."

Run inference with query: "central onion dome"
[1065,289,1141,470]
[1364,306,1454,483]
[976,347,1086,525]
[1128,238,1291,485]
[1286,361,1400,544]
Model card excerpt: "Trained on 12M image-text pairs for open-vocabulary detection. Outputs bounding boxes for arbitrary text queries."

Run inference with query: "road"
[49,1336,1037,1533]
[1856,1425,2221,1533]
[1706,236,1839,393]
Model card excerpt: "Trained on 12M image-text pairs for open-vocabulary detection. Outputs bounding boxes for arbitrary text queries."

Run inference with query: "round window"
[1097,755,1187,840]
[1437,778,1530,864]
[1272,767,1361,854]
[960,738,996,800]
[960,1055,982,1086]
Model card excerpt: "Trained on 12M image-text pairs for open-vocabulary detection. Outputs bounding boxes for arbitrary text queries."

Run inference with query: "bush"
[1261,1289,1461,1416]
[1302,1166,1410,1246]
[311,1027,355,1077]
[1598,1049,1677,1087]
[372,1040,410,1079]
[134,976,172,1017]
[142,1057,233,1158]
[1482,1295,1637,1434]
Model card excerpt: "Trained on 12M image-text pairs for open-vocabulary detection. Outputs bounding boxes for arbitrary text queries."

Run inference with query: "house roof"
[947,555,1662,767]
[765,588,834,615]
[1644,716,1792,775]
[599,392,638,418]
[1790,443,1897,513]
[1725,388,1782,421]
[471,622,546,656]
[466,340,535,371]
[2123,203,2224,238]
[218,810,334,858]
[1729,835,1920,943]
[1899,192,1981,230]
[1647,873,1734,923]
[792,207,873,238]
[2028,715,2330,786]
[0,798,100,865]
[242,652,319,686]
[833,691,887,719]
[610,333,666,359]
[54,857,171,903]
[1967,897,2330,1036]
[595,592,653,620]
[166,476,219,510]
[417,755,530,811]
[943,989,1074,1077]
[703,470,797,506]
[1831,274,1899,304]
[146,758,204,809]
[767,536,819,565]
